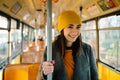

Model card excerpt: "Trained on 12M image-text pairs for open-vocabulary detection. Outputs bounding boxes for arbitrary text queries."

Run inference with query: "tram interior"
[0,0,120,80]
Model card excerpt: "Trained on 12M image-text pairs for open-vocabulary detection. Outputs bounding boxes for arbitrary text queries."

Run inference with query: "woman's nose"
[71,30,78,35]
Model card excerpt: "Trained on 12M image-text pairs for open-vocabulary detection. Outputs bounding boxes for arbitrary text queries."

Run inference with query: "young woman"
[41,10,98,80]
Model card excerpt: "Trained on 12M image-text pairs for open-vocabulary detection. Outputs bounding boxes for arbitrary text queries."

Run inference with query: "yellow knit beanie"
[57,10,82,32]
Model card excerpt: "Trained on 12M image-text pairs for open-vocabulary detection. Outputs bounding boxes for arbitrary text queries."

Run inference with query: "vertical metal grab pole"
[47,0,52,80]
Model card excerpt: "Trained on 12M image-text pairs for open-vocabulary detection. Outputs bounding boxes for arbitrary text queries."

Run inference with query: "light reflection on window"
[11,19,17,29]
[99,15,120,28]
[10,19,22,57]
[82,31,97,57]
[11,29,22,57]
[28,28,34,44]
[0,16,8,29]
[0,30,8,62]
[82,20,96,30]
[23,25,29,50]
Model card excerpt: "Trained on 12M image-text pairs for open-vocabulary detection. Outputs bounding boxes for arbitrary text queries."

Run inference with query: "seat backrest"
[4,64,29,80]
[4,64,40,80]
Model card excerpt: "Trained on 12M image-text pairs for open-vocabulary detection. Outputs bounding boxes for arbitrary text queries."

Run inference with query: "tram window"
[22,25,29,50]
[99,30,120,70]
[11,20,22,58]
[28,28,34,44]
[11,19,17,29]
[31,29,35,41]
[11,29,22,58]
[99,14,120,71]
[0,30,8,64]
[81,20,97,58]
[81,31,97,58]
[82,20,96,30]
[0,15,8,29]
[38,29,45,40]
[98,15,120,28]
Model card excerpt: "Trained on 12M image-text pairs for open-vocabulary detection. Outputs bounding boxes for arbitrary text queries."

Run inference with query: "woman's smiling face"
[63,24,81,46]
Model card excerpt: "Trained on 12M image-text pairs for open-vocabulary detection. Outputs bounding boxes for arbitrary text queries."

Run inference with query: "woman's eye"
[76,26,80,29]
[68,26,73,29]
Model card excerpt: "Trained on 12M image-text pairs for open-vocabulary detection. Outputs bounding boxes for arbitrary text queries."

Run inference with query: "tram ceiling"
[0,0,120,28]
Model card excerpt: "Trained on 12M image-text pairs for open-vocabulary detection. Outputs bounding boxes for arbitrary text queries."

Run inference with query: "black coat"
[42,43,98,80]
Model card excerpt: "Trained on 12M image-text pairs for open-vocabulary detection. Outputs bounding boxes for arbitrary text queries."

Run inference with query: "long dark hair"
[54,30,83,58]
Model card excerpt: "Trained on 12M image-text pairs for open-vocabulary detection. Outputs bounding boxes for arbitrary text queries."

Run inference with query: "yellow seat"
[4,64,40,80]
